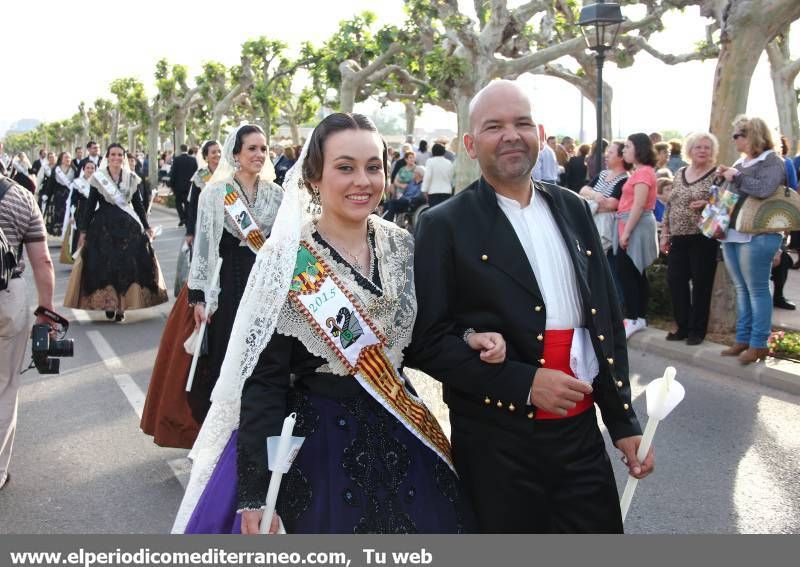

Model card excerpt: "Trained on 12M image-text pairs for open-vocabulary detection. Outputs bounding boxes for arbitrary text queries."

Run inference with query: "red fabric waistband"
[535,329,594,420]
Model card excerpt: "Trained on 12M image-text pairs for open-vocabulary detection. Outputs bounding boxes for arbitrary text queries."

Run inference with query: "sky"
[1,0,798,143]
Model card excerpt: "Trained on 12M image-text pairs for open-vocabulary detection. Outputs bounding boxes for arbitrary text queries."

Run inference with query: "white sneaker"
[625,318,646,339]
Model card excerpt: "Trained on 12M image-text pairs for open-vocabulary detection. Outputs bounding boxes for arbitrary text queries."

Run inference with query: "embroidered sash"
[191,167,213,190]
[289,241,454,471]
[93,169,143,232]
[222,183,266,252]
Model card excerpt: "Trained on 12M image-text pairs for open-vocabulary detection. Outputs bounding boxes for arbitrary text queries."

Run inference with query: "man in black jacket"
[77,141,101,174]
[410,80,653,533]
[169,144,198,226]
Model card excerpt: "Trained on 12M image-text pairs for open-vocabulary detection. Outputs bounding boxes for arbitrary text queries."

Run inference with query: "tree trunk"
[290,121,300,145]
[127,125,140,153]
[766,37,800,156]
[79,104,90,149]
[339,76,357,114]
[708,0,800,164]
[453,91,479,192]
[707,260,737,335]
[111,108,121,143]
[147,114,161,191]
[404,101,416,137]
[174,107,189,151]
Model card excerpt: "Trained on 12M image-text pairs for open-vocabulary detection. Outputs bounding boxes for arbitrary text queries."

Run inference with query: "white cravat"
[496,189,584,329]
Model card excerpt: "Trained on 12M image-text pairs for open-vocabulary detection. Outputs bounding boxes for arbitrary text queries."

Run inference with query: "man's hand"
[240,510,281,535]
[614,435,655,479]
[530,368,593,416]
[467,331,506,364]
[146,227,155,241]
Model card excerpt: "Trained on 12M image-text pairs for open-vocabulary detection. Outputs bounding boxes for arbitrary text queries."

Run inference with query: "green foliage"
[110,77,149,125]
[646,260,672,319]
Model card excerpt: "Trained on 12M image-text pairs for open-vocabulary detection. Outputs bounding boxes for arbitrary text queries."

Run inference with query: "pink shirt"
[618,166,657,213]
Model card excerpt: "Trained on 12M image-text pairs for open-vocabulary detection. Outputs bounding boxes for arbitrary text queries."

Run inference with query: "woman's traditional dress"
[59,175,92,264]
[140,178,283,448]
[175,216,472,534]
[44,165,75,237]
[63,166,168,311]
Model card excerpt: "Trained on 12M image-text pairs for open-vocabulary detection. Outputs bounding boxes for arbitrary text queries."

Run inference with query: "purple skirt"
[184,390,473,534]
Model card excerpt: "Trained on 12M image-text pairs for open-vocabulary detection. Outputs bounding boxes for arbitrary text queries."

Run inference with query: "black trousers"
[667,234,719,339]
[771,249,792,300]
[615,250,650,319]
[450,408,623,533]
[174,188,189,223]
[428,193,451,208]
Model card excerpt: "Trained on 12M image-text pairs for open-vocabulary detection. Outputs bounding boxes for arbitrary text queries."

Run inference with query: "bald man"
[409,80,653,533]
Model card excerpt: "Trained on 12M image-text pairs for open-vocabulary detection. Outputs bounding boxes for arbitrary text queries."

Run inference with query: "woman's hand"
[146,227,155,241]
[193,303,210,330]
[467,332,506,364]
[689,199,708,211]
[659,234,670,254]
[185,235,194,247]
[77,232,86,249]
[620,232,630,250]
[240,510,281,535]
[717,165,737,182]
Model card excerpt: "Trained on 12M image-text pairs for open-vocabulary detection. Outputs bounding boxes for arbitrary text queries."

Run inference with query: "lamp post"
[578,1,624,175]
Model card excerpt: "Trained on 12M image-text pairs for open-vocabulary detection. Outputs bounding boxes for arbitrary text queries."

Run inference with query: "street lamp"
[578,1,624,174]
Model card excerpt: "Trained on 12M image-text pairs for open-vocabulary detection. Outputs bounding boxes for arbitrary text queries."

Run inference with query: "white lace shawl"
[186,177,283,297]
[89,166,140,204]
[171,215,417,533]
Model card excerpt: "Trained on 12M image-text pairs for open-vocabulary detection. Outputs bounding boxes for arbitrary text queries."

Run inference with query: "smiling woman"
[173,113,510,534]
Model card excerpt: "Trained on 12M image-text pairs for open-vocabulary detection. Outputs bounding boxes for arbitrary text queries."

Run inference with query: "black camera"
[30,307,73,374]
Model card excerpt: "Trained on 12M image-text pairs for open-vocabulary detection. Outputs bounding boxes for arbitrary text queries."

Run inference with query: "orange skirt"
[140,284,200,448]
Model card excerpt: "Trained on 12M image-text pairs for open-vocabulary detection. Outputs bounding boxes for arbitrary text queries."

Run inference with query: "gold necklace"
[317,224,370,275]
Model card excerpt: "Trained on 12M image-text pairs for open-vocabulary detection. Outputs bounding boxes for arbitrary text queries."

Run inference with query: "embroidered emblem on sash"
[288,240,454,471]
[222,183,266,251]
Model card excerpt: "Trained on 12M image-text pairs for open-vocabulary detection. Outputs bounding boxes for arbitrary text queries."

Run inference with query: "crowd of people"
[539,122,799,364]
[0,77,796,532]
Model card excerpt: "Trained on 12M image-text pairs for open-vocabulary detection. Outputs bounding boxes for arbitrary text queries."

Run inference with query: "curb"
[628,328,800,396]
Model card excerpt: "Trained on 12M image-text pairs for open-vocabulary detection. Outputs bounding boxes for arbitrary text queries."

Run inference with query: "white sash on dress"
[93,169,144,232]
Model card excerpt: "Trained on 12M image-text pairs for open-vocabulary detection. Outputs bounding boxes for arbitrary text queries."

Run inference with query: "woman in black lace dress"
[63,143,167,320]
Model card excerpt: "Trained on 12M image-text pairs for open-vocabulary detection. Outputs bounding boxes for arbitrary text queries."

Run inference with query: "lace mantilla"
[277,216,416,375]
[187,178,283,298]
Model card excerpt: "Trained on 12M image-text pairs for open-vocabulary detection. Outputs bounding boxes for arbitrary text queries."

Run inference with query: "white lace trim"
[187,178,283,296]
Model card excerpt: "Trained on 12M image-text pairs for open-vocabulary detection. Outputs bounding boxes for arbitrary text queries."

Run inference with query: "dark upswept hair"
[232,124,266,155]
[56,151,71,168]
[418,139,428,153]
[431,143,446,157]
[610,139,634,171]
[627,133,657,167]
[105,143,125,158]
[201,139,220,159]
[302,113,388,192]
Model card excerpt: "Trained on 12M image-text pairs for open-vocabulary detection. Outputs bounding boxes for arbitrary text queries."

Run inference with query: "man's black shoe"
[666,331,688,341]
[774,298,796,310]
[178,220,185,227]
[686,336,704,346]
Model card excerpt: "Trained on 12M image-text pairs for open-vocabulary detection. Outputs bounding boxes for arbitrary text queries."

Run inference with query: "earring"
[312,186,321,206]
[234,158,241,171]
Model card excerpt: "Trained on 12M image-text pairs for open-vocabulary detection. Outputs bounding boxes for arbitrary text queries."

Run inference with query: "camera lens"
[49,339,74,358]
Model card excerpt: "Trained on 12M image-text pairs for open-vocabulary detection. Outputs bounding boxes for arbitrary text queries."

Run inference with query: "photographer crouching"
[1,173,57,492]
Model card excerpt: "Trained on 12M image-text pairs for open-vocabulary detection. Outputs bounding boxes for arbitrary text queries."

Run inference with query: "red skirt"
[140,284,200,448]
[536,329,594,420]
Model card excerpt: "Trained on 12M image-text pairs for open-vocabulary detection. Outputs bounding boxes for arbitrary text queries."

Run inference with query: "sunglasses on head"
[732,132,746,140]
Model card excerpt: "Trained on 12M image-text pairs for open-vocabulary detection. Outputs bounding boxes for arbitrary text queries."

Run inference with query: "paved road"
[1,207,798,534]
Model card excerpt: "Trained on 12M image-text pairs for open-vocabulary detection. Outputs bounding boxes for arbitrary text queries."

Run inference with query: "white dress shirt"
[496,189,584,329]
[532,145,559,183]
[421,156,454,195]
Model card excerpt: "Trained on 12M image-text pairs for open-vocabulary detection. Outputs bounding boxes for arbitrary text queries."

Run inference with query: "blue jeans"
[721,233,782,348]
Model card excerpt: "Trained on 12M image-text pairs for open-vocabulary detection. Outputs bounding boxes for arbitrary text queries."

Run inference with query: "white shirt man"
[532,143,559,184]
